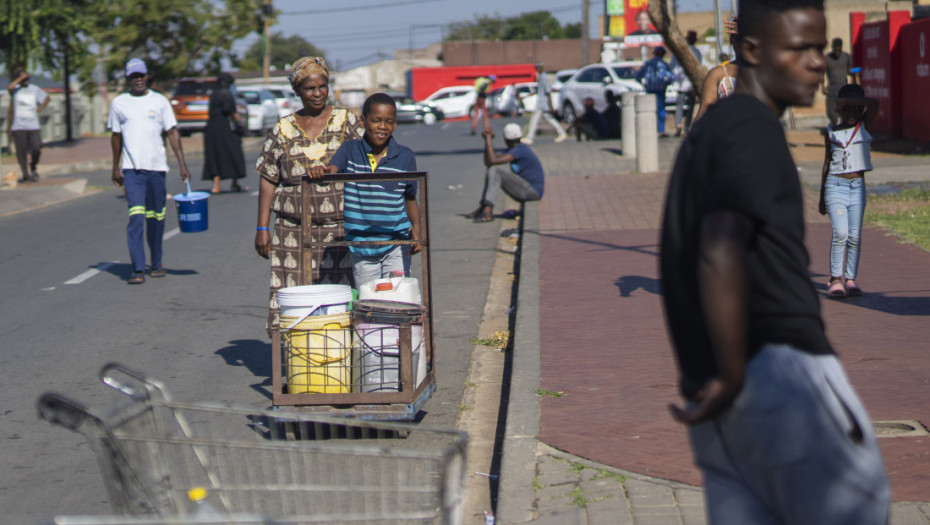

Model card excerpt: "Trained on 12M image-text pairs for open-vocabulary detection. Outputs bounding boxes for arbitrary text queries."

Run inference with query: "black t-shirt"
[660,94,833,399]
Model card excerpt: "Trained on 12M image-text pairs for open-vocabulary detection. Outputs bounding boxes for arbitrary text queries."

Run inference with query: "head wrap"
[289,56,329,89]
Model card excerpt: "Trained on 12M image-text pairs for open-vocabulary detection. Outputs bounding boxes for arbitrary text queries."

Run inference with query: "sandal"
[828,278,845,298]
[473,212,494,223]
[128,272,145,285]
[845,280,862,296]
[149,267,166,278]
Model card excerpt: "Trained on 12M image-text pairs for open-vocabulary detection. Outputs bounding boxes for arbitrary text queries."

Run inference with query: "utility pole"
[582,0,590,65]
[713,0,723,61]
[262,0,272,83]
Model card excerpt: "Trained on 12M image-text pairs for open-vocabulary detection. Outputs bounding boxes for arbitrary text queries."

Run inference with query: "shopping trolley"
[38,363,467,525]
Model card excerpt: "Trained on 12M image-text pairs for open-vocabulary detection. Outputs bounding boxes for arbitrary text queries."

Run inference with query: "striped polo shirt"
[329,136,418,257]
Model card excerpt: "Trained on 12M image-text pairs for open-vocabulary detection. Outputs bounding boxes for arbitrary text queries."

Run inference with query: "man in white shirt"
[524,63,567,144]
[108,58,191,285]
[8,69,49,182]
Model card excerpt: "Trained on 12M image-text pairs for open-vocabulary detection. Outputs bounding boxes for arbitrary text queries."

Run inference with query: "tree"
[646,0,706,89]
[447,11,578,41]
[238,33,325,73]
[75,0,265,90]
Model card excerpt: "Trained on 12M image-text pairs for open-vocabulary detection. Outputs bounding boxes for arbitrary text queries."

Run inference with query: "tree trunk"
[647,0,706,90]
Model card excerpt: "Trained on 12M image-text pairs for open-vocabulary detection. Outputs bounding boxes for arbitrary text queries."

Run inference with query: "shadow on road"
[215,339,273,400]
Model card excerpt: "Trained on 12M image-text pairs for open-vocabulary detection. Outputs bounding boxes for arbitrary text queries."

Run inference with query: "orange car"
[170,77,247,135]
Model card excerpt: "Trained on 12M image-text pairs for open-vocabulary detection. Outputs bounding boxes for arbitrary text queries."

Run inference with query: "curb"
[497,201,542,524]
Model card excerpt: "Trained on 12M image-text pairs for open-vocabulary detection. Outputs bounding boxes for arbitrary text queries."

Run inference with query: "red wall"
[410,64,537,101]
[898,17,930,142]
[853,11,910,137]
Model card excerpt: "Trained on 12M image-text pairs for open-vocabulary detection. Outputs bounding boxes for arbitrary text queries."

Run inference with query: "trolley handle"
[100,362,170,402]
[36,393,93,432]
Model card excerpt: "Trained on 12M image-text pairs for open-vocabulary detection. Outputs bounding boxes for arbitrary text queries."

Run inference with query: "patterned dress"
[255,108,363,333]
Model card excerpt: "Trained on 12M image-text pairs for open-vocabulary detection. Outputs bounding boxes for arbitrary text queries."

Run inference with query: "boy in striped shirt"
[310,93,420,286]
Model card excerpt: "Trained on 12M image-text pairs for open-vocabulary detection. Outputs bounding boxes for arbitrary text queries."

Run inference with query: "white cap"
[503,123,523,141]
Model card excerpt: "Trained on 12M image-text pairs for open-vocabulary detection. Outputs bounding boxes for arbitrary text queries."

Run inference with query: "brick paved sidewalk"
[500,137,930,524]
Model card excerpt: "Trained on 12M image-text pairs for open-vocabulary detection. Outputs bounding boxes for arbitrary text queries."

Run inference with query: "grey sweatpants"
[688,343,890,525]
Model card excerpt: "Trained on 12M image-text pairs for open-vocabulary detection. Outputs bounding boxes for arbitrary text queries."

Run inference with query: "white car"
[262,84,301,117]
[559,62,645,124]
[549,69,577,115]
[419,86,477,119]
[238,88,280,135]
[489,82,538,116]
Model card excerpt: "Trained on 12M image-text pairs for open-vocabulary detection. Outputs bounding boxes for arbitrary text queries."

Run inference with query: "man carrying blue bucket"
[108,58,191,285]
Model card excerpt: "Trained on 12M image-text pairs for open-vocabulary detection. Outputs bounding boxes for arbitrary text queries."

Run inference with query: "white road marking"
[65,261,118,285]
[164,227,181,240]
[251,190,259,196]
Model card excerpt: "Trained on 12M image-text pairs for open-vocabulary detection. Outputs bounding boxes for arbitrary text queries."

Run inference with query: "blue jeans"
[824,175,865,279]
[651,91,667,133]
[124,169,167,273]
[688,344,889,525]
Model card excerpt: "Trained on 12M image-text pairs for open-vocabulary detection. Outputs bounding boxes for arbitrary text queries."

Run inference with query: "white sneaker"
[554,135,567,143]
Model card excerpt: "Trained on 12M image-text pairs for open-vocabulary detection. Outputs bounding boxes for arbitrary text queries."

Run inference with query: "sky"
[232,0,720,72]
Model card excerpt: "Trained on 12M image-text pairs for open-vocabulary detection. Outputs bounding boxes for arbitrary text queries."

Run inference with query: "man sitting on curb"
[465,123,544,223]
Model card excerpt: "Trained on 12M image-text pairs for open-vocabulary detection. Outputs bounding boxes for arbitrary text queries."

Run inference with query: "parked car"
[387,93,444,125]
[558,63,646,124]
[419,86,476,119]
[549,69,577,115]
[237,87,279,135]
[489,83,538,116]
[170,77,247,135]
[262,84,300,117]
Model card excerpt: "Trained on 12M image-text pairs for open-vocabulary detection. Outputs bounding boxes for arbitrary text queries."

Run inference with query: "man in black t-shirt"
[659,1,889,523]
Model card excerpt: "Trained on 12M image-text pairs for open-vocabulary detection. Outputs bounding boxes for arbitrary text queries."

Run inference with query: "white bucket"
[357,277,422,305]
[277,284,353,320]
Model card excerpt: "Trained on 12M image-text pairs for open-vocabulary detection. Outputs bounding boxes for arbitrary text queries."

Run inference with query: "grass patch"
[464,381,477,388]
[569,487,589,507]
[569,462,587,474]
[593,469,627,483]
[470,330,511,348]
[533,477,543,490]
[457,404,472,412]
[535,389,567,398]
[865,189,930,250]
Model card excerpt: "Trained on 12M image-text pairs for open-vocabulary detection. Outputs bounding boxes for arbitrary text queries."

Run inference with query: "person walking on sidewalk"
[659,1,889,523]
[635,46,675,137]
[524,63,567,144]
[465,123,543,223]
[470,74,495,135]
[819,83,878,298]
[108,59,192,285]
[7,69,49,182]
[821,37,855,127]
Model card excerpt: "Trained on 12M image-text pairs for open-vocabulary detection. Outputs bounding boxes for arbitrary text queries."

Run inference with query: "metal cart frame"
[270,172,435,420]
[39,364,467,525]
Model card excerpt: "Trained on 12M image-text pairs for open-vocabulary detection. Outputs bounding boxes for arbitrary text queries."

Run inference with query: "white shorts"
[688,343,890,525]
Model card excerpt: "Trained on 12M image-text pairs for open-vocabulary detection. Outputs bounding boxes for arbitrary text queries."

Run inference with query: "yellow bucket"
[282,312,352,394]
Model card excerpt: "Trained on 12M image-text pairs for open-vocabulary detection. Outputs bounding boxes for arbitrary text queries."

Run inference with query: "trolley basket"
[38,363,467,525]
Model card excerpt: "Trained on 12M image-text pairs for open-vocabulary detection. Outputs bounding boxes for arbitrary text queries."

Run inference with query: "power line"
[283,0,448,15]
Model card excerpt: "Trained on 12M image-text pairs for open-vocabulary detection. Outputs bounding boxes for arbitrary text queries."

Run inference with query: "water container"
[282,312,352,394]
[173,191,210,233]
[357,276,422,305]
[277,284,353,320]
[352,300,426,392]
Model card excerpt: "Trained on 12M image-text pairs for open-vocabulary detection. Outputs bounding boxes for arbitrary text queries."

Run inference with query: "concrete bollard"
[635,93,659,173]
[621,91,636,157]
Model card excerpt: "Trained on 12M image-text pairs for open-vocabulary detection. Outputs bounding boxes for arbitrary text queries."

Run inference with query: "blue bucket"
[174,191,210,233]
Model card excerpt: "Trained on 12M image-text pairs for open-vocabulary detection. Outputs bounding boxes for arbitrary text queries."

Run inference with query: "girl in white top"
[818,84,878,298]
